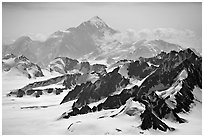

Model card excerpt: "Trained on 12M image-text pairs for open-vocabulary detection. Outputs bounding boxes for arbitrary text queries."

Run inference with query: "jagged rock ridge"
[60,48,202,132]
[6,56,109,98]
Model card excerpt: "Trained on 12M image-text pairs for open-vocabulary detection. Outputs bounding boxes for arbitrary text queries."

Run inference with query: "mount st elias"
[2,16,202,135]
[3,16,117,66]
[3,16,185,66]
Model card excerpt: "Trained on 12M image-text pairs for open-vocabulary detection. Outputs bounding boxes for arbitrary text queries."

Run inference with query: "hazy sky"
[2,2,202,45]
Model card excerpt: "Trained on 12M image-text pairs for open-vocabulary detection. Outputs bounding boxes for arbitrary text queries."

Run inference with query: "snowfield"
[2,69,202,135]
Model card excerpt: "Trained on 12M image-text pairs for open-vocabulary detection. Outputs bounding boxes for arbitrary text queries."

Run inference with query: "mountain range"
[2,16,202,133]
[3,16,117,66]
[59,48,202,131]
[2,16,186,67]
[7,48,202,132]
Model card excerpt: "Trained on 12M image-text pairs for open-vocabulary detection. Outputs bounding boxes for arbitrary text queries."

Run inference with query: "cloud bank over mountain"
[112,28,201,52]
[3,2,201,47]
[25,27,201,53]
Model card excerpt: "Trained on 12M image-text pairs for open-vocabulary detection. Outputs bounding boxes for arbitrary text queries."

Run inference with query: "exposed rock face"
[63,73,82,89]
[127,60,157,79]
[48,56,107,76]
[60,67,129,107]
[97,88,135,110]
[6,57,108,98]
[91,64,107,76]
[60,48,202,132]
[140,108,175,132]
[49,57,79,74]
[7,88,65,98]
[7,73,82,98]
[136,48,202,99]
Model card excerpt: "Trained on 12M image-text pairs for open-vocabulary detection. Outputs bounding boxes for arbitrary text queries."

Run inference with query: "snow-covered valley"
[2,68,202,135]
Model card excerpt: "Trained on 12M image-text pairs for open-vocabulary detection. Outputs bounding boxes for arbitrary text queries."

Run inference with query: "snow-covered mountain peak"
[88,16,107,28]
[15,36,32,43]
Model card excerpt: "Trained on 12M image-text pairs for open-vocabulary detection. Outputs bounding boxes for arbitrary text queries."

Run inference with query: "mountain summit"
[3,16,188,66]
[3,16,119,66]
[88,16,108,28]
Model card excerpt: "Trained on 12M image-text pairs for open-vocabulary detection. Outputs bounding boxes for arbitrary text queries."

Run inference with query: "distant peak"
[87,16,107,27]
[90,16,102,21]
[15,36,32,43]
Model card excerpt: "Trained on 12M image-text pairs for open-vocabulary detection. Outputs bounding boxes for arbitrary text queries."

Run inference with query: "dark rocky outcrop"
[63,73,82,89]
[140,108,175,132]
[127,60,157,79]
[60,82,92,104]
[26,89,42,95]
[7,89,25,97]
[60,67,129,107]
[7,72,83,98]
[97,88,134,110]
[79,105,92,114]
[32,90,43,98]
[91,64,107,76]
[55,88,64,95]
[49,56,108,80]
[17,89,25,97]
[60,48,202,132]
[8,88,65,98]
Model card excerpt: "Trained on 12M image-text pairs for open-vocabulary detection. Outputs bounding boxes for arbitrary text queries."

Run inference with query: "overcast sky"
[2,2,202,48]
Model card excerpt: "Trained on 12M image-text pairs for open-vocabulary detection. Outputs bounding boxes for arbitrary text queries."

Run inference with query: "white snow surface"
[2,58,16,66]
[89,16,106,28]
[2,68,202,135]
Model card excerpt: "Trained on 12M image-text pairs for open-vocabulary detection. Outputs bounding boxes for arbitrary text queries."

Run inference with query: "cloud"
[111,28,201,51]
[28,33,49,41]
[112,29,138,43]
[152,28,196,39]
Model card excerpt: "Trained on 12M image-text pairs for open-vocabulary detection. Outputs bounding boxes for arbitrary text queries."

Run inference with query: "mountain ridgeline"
[5,47,202,132]
[3,16,185,67]
[3,16,118,66]
[7,59,108,98]
[2,16,202,133]
[59,48,202,132]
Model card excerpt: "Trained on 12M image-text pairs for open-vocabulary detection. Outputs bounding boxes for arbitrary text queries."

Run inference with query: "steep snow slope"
[2,68,202,135]
[3,76,201,135]
[2,48,202,135]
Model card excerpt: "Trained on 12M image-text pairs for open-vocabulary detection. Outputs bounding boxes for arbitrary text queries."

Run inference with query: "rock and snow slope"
[2,54,44,78]
[2,48,201,135]
[3,16,185,66]
[2,73,202,135]
[2,15,202,135]
[59,48,202,133]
